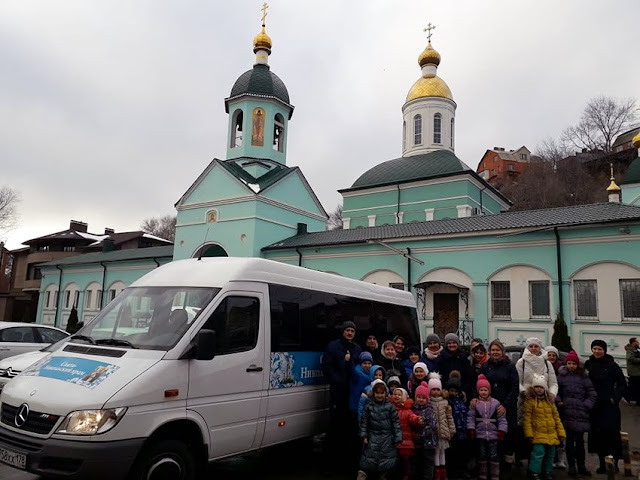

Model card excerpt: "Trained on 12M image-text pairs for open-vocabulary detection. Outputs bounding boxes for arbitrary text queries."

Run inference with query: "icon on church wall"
[252,108,265,146]
[206,210,218,223]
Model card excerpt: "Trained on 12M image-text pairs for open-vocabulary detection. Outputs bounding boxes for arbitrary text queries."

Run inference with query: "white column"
[368,215,376,227]
[396,212,404,224]
[425,208,435,221]
[343,217,351,229]
[456,205,472,218]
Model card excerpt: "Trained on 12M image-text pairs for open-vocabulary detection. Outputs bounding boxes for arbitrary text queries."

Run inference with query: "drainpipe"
[554,227,564,319]
[100,261,107,309]
[55,265,63,327]
[296,248,302,267]
[152,257,160,268]
[396,184,401,223]
[479,185,487,214]
[407,247,412,294]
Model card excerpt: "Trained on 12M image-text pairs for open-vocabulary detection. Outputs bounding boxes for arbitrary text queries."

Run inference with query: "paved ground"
[3,402,640,479]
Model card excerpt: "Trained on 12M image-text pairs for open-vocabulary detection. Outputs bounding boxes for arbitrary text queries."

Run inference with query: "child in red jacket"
[392,387,415,480]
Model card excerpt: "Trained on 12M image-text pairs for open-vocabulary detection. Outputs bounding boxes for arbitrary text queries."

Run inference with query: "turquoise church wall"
[623,185,640,205]
[226,98,290,164]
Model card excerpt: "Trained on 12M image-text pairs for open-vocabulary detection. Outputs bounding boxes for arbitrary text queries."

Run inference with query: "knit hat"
[526,337,543,349]
[371,379,388,394]
[342,321,356,331]
[428,372,442,390]
[565,350,580,364]
[393,335,406,344]
[591,339,607,353]
[532,373,547,388]
[394,387,409,402]
[489,339,505,353]
[447,370,462,390]
[415,381,430,400]
[406,345,421,357]
[545,346,559,357]
[444,333,460,346]
[413,362,429,375]
[387,376,401,388]
[359,352,373,364]
[471,342,487,353]
[476,374,491,393]
[425,333,441,345]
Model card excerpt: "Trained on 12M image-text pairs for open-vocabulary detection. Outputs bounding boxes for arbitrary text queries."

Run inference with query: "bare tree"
[535,137,570,167]
[141,214,176,242]
[562,96,636,153]
[0,186,20,234]
[326,204,343,230]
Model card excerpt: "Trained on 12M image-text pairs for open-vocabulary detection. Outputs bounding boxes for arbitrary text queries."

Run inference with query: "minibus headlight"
[56,408,127,435]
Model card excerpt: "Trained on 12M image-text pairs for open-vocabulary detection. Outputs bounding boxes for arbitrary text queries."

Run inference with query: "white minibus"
[0,257,419,479]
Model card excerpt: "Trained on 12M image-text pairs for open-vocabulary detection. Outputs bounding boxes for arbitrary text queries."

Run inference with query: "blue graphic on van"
[270,352,325,388]
[22,356,119,389]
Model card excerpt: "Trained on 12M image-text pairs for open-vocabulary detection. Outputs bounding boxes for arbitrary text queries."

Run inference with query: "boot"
[356,470,367,480]
[490,461,500,480]
[577,466,591,477]
[478,461,488,480]
[595,456,606,475]
[554,448,566,469]
[441,466,449,480]
[433,467,441,480]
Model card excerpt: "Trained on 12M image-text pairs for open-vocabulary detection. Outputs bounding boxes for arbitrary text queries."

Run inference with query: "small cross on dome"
[424,23,436,42]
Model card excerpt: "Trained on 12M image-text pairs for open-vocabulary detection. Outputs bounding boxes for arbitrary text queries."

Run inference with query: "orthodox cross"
[424,22,436,42]
[261,2,269,27]
[607,338,619,351]
[515,334,527,346]
[610,162,615,180]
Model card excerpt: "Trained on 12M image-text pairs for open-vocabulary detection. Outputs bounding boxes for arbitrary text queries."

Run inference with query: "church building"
[35,10,640,365]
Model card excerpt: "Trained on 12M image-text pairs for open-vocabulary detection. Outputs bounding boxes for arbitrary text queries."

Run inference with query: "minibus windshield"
[74,287,220,350]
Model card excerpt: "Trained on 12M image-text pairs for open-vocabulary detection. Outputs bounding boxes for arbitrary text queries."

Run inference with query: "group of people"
[321,322,628,480]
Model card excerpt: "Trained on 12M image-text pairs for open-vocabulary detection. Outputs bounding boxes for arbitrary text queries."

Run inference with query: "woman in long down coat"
[479,340,519,466]
[584,340,627,474]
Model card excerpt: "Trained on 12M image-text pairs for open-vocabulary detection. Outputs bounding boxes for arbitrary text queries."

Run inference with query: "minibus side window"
[200,296,259,355]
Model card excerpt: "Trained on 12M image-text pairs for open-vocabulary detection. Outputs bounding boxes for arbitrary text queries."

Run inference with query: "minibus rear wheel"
[129,438,198,480]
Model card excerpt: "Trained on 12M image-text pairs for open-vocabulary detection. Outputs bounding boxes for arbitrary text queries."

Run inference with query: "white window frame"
[414,114,422,145]
[433,113,442,144]
[620,279,640,322]
[85,290,93,310]
[574,279,598,320]
[64,291,71,309]
[44,291,51,309]
[491,281,511,318]
[529,280,551,319]
[389,283,405,290]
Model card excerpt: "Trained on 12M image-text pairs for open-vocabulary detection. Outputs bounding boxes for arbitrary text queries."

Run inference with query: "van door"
[187,289,267,459]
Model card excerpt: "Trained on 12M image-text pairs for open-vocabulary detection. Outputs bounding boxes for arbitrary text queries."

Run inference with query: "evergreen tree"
[66,306,79,334]
[551,312,572,352]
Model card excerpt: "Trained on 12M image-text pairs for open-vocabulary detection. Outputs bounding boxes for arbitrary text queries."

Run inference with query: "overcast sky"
[1,0,639,249]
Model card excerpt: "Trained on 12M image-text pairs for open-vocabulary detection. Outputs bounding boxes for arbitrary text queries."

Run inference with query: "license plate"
[0,447,26,469]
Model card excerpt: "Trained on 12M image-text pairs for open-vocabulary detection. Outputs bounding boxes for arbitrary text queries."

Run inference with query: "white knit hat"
[532,373,547,388]
[526,337,543,348]
[428,372,442,390]
[413,362,429,374]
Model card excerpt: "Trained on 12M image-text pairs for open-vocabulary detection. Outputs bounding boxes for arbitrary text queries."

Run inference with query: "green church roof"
[346,150,469,190]
[225,64,291,112]
[218,157,293,192]
[622,156,640,185]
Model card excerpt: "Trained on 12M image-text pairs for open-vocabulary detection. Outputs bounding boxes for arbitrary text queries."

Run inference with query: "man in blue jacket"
[321,321,362,471]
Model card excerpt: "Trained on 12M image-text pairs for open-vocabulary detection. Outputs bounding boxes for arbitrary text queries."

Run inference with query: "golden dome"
[253,26,272,54]
[607,179,621,193]
[418,42,441,68]
[633,132,640,149]
[406,75,453,102]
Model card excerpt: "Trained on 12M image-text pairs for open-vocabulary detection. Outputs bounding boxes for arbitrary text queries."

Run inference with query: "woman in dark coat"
[438,333,474,399]
[584,339,627,474]
[479,339,519,467]
[421,333,443,374]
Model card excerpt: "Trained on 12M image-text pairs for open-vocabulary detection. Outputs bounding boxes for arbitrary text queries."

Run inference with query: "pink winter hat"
[427,372,442,390]
[565,350,580,364]
[476,374,491,393]
[415,381,430,400]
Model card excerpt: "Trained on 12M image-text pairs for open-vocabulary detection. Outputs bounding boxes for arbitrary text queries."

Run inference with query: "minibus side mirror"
[195,329,216,361]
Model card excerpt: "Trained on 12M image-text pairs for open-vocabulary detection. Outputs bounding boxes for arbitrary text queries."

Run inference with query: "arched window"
[402,121,406,151]
[273,113,285,152]
[251,107,265,146]
[450,118,454,148]
[231,110,243,148]
[433,113,442,144]
[414,115,422,145]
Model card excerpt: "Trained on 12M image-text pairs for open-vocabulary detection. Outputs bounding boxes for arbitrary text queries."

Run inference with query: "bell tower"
[224,2,294,164]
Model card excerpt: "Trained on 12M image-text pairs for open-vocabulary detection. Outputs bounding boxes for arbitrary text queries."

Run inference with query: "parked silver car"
[0,322,69,360]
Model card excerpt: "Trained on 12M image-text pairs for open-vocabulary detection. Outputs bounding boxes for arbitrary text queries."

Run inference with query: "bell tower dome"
[224,3,294,164]
[401,24,457,157]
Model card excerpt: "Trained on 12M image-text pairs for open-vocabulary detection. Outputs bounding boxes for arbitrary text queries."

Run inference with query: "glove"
[468,429,475,439]
[498,430,505,442]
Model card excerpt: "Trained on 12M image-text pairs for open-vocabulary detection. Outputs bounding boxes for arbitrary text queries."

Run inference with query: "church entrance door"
[433,293,459,341]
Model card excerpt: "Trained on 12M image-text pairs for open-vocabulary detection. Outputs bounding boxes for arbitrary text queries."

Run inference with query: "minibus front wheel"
[129,438,198,480]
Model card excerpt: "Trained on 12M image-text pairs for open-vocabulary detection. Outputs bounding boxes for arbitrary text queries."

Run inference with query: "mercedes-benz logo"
[15,403,29,428]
